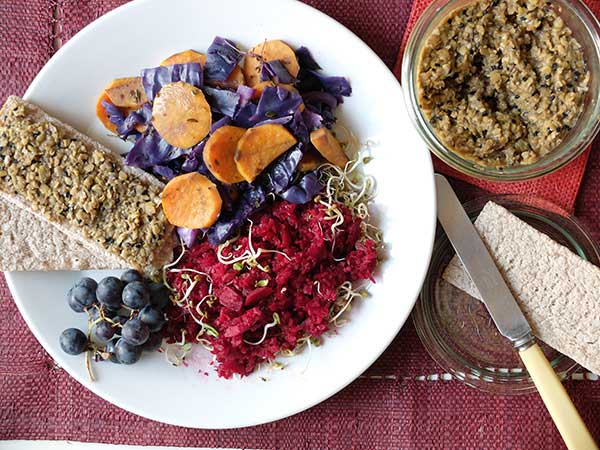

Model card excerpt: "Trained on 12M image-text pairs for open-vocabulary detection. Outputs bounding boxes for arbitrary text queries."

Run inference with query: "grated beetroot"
[163,199,377,378]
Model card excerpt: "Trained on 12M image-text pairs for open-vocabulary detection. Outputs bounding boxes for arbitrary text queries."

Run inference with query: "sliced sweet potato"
[203,125,247,184]
[96,92,118,133]
[243,40,300,87]
[227,66,245,86]
[105,77,147,108]
[299,147,326,172]
[251,81,299,100]
[310,128,349,168]
[161,172,222,229]
[160,49,206,66]
[235,124,298,182]
[207,66,246,89]
[152,81,212,148]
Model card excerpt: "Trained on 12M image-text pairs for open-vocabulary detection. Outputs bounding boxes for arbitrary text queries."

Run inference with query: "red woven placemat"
[0,1,55,104]
[1,1,600,449]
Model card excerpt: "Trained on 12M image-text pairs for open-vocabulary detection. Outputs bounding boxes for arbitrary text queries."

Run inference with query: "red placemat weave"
[2,1,600,449]
[392,0,600,212]
[0,1,55,104]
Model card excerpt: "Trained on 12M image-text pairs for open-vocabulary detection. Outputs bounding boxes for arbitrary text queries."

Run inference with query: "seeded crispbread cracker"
[443,201,600,375]
[0,96,176,275]
[0,197,125,271]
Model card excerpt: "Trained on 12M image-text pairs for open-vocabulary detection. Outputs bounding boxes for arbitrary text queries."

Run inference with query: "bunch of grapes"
[59,269,170,365]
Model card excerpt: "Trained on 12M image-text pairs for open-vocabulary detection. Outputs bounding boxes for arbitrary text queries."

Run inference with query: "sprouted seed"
[174,275,200,307]
[329,281,369,324]
[217,220,291,272]
[318,153,381,244]
[162,236,187,291]
[244,313,281,345]
[164,330,193,366]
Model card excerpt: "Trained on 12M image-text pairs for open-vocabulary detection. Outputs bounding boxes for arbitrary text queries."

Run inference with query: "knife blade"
[434,174,532,348]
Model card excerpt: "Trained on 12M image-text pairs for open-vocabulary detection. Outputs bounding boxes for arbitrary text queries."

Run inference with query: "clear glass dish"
[401,0,600,181]
[413,194,599,394]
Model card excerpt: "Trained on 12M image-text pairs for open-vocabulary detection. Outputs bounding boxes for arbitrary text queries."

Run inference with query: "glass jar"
[401,0,600,181]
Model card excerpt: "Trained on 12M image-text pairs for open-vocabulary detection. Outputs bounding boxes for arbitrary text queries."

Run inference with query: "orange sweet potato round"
[203,126,247,184]
[105,77,147,109]
[310,128,349,168]
[207,66,246,89]
[298,147,326,172]
[96,92,118,133]
[160,50,206,66]
[243,40,300,87]
[235,124,298,182]
[161,172,222,229]
[152,81,212,149]
[251,81,299,100]
[227,66,245,87]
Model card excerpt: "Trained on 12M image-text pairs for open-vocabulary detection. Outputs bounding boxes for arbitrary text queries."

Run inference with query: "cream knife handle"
[519,343,598,450]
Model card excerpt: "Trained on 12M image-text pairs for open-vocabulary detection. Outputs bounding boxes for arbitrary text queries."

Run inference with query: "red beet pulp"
[163,200,377,378]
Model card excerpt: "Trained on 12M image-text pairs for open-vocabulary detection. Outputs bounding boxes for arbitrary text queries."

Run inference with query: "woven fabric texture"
[0,1,55,104]
[1,0,600,449]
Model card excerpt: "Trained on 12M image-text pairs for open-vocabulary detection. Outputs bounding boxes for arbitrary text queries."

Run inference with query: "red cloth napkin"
[392,0,599,212]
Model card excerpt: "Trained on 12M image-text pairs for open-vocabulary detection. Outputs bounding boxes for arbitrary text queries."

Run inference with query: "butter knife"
[435,174,598,450]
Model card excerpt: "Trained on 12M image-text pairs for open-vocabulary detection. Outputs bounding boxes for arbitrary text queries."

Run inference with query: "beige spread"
[418,0,589,168]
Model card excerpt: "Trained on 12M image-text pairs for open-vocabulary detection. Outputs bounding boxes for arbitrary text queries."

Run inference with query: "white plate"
[6,0,435,429]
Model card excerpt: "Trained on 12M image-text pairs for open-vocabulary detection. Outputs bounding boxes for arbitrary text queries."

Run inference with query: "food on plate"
[161,172,223,228]
[443,202,600,375]
[96,92,119,133]
[298,147,326,172]
[60,270,169,372]
[163,198,378,378]
[202,125,246,183]
[243,40,300,87]
[88,36,376,378]
[0,96,175,275]
[60,328,88,355]
[160,49,206,66]
[98,36,353,246]
[152,81,212,148]
[235,124,298,182]
[251,81,299,100]
[310,127,349,168]
[104,77,148,108]
[0,196,127,271]
[417,0,589,168]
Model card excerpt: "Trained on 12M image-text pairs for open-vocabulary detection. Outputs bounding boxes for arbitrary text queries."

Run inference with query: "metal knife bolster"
[435,175,535,352]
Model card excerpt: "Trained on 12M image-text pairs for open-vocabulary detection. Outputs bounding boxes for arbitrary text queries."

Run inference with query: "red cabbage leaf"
[260,60,296,84]
[116,103,152,138]
[204,37,244,82]
[203,86,240,117]
[295,46,322,71]
[280,171,322,204]
[140,63,203,101]
[125,128,187,168]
